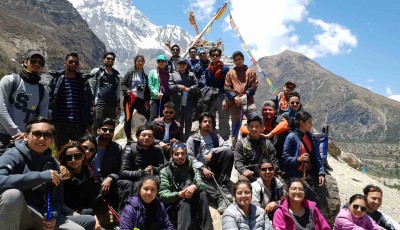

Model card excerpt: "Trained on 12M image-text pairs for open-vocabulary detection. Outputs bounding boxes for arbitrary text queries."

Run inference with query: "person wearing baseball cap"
[0,50,49,152]
[272,80,297,115]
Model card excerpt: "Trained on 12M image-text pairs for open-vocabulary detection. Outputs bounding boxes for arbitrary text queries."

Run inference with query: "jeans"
[208,93,230,140]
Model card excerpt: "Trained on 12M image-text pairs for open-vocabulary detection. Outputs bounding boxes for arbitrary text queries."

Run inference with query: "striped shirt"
[57,77,82,122]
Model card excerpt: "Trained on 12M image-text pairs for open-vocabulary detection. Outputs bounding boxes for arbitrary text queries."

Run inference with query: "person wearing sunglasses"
[0,51,49,153]
[0,117,87,229]
[58,140,100,230]
[273,178,331,230]
[78,134,97,163]
[120,123,164,192]
[187,46,199,73]
[334,194,381,230]
[164,41,181,73]
[148,54,172,121]
[169,57,198,140]
[272,80,297,115]
[363,185,400,230]
[193,47,210,82]
[159,141,213,230]
[48,51,94,150]
[251,160,286,219]
[89,52,122,133]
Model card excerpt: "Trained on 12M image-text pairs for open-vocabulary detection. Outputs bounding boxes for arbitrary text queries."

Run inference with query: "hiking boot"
[221,185,233,202]
[217,197,230,214]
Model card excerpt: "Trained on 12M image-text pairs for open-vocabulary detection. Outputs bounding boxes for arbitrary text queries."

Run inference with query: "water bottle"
[182,92,188,106]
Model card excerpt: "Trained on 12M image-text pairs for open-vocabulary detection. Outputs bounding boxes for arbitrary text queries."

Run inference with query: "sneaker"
[217,197,229,214]
[221,185,233,202]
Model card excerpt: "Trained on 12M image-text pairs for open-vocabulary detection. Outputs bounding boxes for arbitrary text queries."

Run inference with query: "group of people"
[0,46,398,230]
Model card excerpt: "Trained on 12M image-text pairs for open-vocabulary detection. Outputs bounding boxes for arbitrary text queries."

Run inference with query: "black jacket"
[152,117,182,144]
[120,67,150,101]
[120,142,164,181]
[94,139,122,182]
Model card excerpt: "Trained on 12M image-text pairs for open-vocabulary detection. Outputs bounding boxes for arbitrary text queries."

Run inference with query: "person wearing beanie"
[0,51,49,152]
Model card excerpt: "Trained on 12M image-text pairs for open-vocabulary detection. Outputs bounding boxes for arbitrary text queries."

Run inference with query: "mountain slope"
[255,50,400,143]
[68,0,192,73]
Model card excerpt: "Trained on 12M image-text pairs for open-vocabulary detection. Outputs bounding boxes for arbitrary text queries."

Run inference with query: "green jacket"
[158,158,206,204]
[148,69,160,99]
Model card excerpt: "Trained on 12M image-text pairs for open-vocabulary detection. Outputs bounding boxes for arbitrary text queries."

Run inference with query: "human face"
[177,63,187,72]
[171,47,180,56]
[140,179,158,204]
[248,121,262,139]
[284,84,295,94]
[189,49,197,59]
[65,147,84,170]
[163,107,175,120]
[235,183,252,209]
[97,125,115,141]
[210,51,221,63]
[103,55,115,67]
[200,117,213,132]
[262,106,275,120]
[82,140,96,160]
[138,129,154,148]
[289,96,301,111]
[24,123,54,154]
[349,199,367,219]
[299,118,313,132]
[24,55,45,74]
[172,147,187,165]
[199,52,208,61]
[288,181,305,203]
[259,162,274,182]
[135,57,145,71]
[367,192,382,212]
[157,60,167,68]
[64,56,80,72]
[233,56,244,67]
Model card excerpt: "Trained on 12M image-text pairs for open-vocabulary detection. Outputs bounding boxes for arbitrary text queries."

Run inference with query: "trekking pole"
[158,98,162,118]
[99,195,121,222]
[43,162,54,221]
[302,161,308,180]
[211,174,230,207]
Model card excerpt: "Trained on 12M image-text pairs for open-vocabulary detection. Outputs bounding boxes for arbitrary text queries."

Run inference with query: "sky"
[133,0,400,100]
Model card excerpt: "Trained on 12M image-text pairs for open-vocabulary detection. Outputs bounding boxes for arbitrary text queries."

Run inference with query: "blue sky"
[133,0,400,99]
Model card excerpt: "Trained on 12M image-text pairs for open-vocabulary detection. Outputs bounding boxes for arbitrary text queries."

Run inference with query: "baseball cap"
[177,57,187,64]
[285,81,296,88]
[156,55,167,61]
[27,51,45,60]
[198,48,206,54]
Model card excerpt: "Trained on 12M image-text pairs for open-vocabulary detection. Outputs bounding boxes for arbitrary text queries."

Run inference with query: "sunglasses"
[29,59,45,67]
[83,145,96,153]
[105,57,115,61]
[290,101,300,105]
[352,204,367,212]
[164,111,174,115]
[100,127,115,133]
[67,60,80,65]
[172,48,180,51]
[172,143,187,149]
[199,53,207,55]
[260,167,274,172]
[190,51,197,54]
[30,130,54,139]
[65,153,83,162]
[157,60,166,63]
[211,54,221,57]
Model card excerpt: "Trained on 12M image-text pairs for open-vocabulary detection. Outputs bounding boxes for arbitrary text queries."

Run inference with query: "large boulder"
[317,173,341,227]
[341,151,361,170]
[328,139,341,157]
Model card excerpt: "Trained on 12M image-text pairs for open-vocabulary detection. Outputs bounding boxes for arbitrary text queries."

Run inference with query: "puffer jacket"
[222,203,274,230]
[334,207,381,230]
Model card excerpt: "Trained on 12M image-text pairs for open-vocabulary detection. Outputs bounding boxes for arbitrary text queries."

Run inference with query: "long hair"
[57,140,87,168]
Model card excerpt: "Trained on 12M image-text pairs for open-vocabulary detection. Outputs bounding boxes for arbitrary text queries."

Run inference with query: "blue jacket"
[283,130,325,179]
[120,195,174,230]
[202,65,230,93]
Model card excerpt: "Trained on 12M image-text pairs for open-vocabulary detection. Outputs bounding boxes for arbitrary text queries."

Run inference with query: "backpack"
[9,74,45,117]
[91,67,120,102]
[164,164,195,192]
[241,137,270,167]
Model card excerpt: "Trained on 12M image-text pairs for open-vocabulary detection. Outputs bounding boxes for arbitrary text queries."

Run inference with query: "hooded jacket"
[0,139,62,217]
[334,207,381,230]
[273,198,331,230]
[222,203,274,230]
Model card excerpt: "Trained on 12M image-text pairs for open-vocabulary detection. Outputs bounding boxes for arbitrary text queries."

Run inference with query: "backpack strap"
[8,74,20,104]
[35,84,45,116]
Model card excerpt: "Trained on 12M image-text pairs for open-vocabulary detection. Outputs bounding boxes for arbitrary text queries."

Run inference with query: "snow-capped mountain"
[68,0,192,73]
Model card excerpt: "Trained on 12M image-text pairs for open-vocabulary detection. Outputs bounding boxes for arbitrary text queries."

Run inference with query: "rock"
[317,173,341,226]
[210,207,222,230]
[328,139,341,157]
[341,152,361,170]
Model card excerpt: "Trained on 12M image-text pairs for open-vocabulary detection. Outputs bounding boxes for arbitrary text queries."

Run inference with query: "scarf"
[208,61,224,80]
[20,68,41,84]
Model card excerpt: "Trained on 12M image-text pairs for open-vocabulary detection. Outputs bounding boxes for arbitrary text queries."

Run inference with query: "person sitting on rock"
[159,141,213,230]
[186,112,234,214]
[234,115,279,182]
[120,124,165,191]
[363,185,400,230]
[271,80,297,115]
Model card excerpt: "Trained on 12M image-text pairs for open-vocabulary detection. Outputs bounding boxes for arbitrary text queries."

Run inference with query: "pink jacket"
[333,207,382,230]
[273,198,331,230]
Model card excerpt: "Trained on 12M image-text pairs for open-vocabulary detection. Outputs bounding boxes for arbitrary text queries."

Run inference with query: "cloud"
[221,0,357,59]
[386,87,394,96]
[188,0,217,21]
[356,83,372,91]
[389,95,400,102]
[366,79,374,83]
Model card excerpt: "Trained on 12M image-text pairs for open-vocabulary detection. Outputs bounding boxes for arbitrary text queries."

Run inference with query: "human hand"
[243,170,254,178]
[170,138,177,144]
[222,100,228,110]
[12,133,25,141]
[144,101,150,110]
[144,165,153,175]
[127,90,133,95]
[265,201,277,213]
[319,175,325,186]
[234,97,242,107]
[101,177,113,195]
[42,218,56,230]
[49,170,61,186]
[297,153,310,163]
[157,93,163,100]
[204,152,212,164]
[202,168,214,178]
[159,142,169,150]
[178,85,186,91]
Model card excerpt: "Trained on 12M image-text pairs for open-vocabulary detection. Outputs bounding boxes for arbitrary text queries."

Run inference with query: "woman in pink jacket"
[334,194,382,230]
[273,177,331,230]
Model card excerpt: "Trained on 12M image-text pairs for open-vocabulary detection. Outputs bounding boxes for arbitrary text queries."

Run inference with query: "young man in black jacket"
[0,117,83,229]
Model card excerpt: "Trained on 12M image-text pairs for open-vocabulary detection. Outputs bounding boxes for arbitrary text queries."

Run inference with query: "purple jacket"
[273,198,331,230]
[333,207,382,230]
[120,195,174,230]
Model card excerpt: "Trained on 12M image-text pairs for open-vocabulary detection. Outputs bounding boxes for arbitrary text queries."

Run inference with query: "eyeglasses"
[100,127,115,133]
[164,111,174,115]
[83,145,96,153]
[199,53,207,55]
[29,59,45,67]
[157,60,166,63]
[105,57,115,61]
[172,143,187,149]
[65,153,83,162]
[211,54,221,57]
[290,101,300,105]
[289,187,305,192]
[30,130,54,139]
[260,167,274,172]
[352,204,367,212]
[67,60,80,65]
